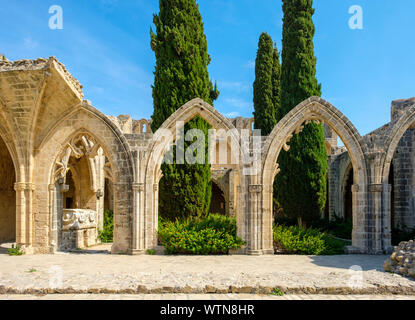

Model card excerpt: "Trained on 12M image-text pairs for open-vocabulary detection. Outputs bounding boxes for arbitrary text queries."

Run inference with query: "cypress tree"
[274,0,328,226]
[150,0,219,220]
[272,44,281,123]
[253,32,276,136]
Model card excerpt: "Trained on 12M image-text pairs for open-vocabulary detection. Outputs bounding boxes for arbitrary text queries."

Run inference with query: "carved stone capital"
[369,184,383,193]
[14,182,35,191]
[351,184,360,193]
[132,183,145,192]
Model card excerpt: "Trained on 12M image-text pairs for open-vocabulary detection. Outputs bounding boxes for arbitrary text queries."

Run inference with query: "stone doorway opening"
[53,133,113,253]
[0,135,16,251]
[210,181,226,215]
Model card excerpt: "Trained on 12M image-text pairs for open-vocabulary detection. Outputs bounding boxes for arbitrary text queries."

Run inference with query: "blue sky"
[1,0,414,136]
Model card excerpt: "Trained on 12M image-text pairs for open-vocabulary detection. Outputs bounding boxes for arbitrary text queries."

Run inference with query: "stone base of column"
[262,248,275,255]
[246,249,263,256]
[127,249,146,255]
[344,245,364,254]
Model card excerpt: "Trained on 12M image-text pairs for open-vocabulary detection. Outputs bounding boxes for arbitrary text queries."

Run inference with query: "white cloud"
[218,81,250,92]
[23,37,38,49]
[224,98,252,110]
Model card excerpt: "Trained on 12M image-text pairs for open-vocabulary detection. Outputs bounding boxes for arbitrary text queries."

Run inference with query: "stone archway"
[260,96,368,254]
[210,178,228,216]
[33,105,134,254]
[137,98,244,253]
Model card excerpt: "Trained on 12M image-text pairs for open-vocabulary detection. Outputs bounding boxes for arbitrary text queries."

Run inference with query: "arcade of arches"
[0,57,414,255]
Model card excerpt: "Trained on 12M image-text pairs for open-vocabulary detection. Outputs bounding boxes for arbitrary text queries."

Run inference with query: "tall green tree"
[274,0,328,226]
[272,44,281,123]
[150,0,219,220]
[253,32,276,136]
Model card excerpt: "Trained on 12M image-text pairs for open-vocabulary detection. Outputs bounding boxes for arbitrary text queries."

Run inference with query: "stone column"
[381,183,393,253]
[247,184,263,255]
[14,182,35,253]
[153,183,159,247]
[369,184,384,254]
[129,182,145,255]
[48,179,68,253]
[346,184,368,254]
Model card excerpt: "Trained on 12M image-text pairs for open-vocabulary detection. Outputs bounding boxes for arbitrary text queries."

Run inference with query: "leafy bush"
[273,224,347,255]
[158,214,245,255]
[98,209,113,243]
[8,244,25,256]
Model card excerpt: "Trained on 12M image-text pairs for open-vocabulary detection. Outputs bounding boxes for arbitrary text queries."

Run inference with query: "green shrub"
[8,244,25,256]
[158,214,245,255]
[98,209,113,243]
[273,224,346,255]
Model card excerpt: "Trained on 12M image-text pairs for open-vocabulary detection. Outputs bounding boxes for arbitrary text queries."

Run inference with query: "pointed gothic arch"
[258,96,368,254]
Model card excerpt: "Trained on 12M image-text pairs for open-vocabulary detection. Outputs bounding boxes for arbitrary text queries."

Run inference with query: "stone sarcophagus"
[61,209,98,250]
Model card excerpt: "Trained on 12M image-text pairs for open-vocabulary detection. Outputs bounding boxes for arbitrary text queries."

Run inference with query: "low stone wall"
[384,240,415,279]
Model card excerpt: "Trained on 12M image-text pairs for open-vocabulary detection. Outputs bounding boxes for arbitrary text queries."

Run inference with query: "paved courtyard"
[1,243,414,297]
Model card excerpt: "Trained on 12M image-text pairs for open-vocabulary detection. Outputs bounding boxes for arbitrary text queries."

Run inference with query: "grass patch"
[271,287,284,296]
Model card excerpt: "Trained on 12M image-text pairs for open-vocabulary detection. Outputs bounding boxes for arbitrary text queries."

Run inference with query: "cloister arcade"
[0,57,414,255]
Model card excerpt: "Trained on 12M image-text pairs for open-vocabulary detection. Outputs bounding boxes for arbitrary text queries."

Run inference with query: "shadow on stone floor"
[0,242,14,255]
[309,254,388,272]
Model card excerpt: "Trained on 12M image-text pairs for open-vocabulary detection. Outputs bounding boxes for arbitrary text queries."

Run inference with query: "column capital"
[248,184,262,193]
[14,182,35,191]
[369,184,383,193]
[132,182,144,192]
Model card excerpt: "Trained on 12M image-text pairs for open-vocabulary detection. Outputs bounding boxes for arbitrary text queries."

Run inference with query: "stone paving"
[1,243,414,296]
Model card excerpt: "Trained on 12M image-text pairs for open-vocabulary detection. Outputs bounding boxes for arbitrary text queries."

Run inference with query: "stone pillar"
[381,184,393,253]
[351,183,392,254]
[14,182,35,253]
[346,184,368,254]
[129,182,145,255]
[153,183,159,247]
[247,184,263,255]
[48,179,68,253]
[369,184,384,254]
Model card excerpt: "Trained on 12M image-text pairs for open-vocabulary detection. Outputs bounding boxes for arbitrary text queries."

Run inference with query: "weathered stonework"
[0,56,414,255]
[384,240,415,279]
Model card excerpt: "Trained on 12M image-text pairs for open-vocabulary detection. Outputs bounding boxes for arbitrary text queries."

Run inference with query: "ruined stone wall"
[391,128,415,229]
[328,150,352,220]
